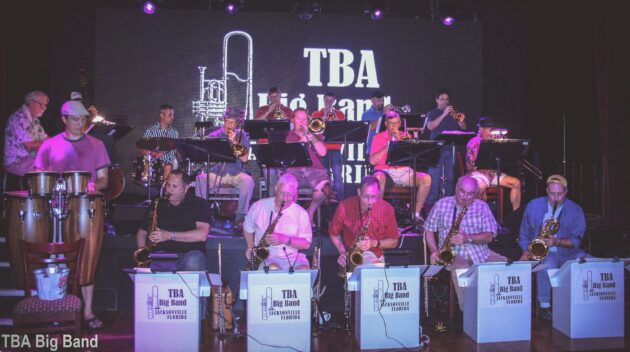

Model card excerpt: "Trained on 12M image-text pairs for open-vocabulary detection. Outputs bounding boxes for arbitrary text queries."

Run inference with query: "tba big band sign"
[480,271,531,309]
[250,284,310,324]
[574,269,621,305]
[364,279,418,315]
[137,284,197,323]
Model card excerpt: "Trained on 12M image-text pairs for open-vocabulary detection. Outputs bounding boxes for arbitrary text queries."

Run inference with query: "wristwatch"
[466,235,473,244]
[376,239,381,248]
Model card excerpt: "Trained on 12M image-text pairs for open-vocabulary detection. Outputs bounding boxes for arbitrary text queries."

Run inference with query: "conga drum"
[4,191,51,288]
[61,171,90,195]
[24,171,58,197]
[62,192,104,285]
[107,164,125,201]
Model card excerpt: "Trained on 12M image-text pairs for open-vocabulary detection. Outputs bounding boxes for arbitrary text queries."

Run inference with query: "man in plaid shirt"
[424,176,506,310]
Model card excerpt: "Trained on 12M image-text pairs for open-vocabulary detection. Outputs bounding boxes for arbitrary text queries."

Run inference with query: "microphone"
[283,247,295,274]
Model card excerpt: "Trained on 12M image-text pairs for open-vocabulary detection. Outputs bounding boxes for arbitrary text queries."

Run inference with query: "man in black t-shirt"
[136,170,211,271]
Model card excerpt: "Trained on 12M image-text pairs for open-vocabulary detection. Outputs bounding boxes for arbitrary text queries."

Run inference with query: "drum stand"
[50,180,68,243]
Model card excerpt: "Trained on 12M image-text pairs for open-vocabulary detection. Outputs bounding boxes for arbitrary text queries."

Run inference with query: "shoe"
[540,307,552,321]
[84,317,103,331]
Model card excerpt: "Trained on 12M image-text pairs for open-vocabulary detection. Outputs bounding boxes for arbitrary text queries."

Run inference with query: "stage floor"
[1,308,626,351]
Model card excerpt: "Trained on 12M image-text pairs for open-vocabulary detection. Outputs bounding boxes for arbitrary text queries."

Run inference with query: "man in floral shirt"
[3,91,49,190]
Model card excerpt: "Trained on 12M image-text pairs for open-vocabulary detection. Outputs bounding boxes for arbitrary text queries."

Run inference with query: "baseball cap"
[61,100,89,117]
[546,174,568,188]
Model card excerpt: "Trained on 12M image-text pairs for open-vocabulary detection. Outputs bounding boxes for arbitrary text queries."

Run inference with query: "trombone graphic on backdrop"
[261,287,273,320]
[192,31,254,126]
[583,271,593,301]
[147,286,160,319]
[489,274,500,305]
[373,280,385,311]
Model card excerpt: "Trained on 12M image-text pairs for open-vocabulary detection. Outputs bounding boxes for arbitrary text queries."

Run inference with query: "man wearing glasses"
[243,173,312,271]
[3,90,49,191]
[329,175,400,268]
[369,111,431,221]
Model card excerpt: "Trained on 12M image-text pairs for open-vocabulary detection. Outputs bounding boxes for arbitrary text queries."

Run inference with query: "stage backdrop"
[94,9,481,191]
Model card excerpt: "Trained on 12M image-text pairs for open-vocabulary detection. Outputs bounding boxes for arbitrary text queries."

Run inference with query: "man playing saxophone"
[329,176,400,270]
[518,175,587,320]
[195,108,255,229]
[243,173,312,271]
[424,176,506,311]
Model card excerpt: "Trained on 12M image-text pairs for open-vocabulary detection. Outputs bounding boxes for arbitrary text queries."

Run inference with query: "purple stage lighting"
[143,1,156,15]
[225,2,238,14]
[371,8,384,20]
[442,16,455,26]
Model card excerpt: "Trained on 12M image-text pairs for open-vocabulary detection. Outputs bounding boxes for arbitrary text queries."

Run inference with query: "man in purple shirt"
[33,100,110,330]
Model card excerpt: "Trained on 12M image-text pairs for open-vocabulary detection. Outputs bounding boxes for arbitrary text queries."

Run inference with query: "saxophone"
[527,203,560,260]
[437,206,467,265]
[248,201,285,270]
[338,206,372,278]
[134,197,161,267]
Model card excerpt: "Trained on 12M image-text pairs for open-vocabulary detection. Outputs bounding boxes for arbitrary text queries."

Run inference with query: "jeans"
[177,250,208,318]
[428,148,454,205]
[536,250,587,307]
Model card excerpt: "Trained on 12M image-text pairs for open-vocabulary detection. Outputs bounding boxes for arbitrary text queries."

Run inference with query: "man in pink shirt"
[369,111,431,221]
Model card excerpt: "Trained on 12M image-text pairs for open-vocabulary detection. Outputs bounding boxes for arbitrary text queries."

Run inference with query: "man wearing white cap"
[33,100,111,329]
[518,174,587,320]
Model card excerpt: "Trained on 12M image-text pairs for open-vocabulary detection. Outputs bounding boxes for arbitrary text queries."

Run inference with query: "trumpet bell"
[232,144,246,157]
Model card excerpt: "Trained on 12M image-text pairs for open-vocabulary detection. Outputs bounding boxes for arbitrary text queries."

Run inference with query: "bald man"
[424,176,506,311]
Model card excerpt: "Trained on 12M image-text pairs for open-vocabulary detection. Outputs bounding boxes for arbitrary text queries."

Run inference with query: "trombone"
[308,115,325,135]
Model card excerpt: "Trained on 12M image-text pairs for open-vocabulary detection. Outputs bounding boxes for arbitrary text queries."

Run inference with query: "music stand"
[251,142,312,197]
[435,131,475,198]
[400,114,425,139]
[177,138,236,208]
[475,139,530,222]
[386,140,443,233]
[244,120,290,142]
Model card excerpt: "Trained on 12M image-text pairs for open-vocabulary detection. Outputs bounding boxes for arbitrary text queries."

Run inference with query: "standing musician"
[518,175,587,320]
[369,111,431,221]
[424,176,506,311]
[3,90,49,191]
[361,90,394,156]
[195,108,254,228]
[426,88,467,205]
[33,100,110,330]
[254,86,293,121]
[285,108,330,224]
[329,176,399,268]
[243,173,312,271]
[141,104,179,177]
[466,116,522,211]
[311,91,346,201]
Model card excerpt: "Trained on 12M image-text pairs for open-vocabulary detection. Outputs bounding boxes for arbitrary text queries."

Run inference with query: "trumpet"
[229,117,247,158]
[308,116,326,135]
[324,106,337,120]
[451,108,465,121]
[386,104,411,114]
[272,102,284,119]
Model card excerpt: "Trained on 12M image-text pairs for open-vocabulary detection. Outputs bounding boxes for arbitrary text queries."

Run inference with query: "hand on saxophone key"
[337,253,348,266]
[429,251,439,265]
[149,228,168,243]
[266,232,287,246]
[245,247,254,260]
[449,231,467,245]
[543,235,556,248]
[357,237,374,251]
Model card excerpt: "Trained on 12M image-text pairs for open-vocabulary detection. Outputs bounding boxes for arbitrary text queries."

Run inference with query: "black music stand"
[251,142,312,197]
[386,140,443,233]
[475,139,530,221]
[244,120,290,142]
[435,131,475,198]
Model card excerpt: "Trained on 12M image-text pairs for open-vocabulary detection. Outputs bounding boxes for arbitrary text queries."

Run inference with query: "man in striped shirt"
[141,104,179,177]
[424,175,506,310]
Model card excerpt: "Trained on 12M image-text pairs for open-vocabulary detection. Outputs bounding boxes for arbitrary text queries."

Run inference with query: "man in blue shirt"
[425,89,467,204]
[195,108,254,228]
[519,175,587,320]
[361,90,393,156]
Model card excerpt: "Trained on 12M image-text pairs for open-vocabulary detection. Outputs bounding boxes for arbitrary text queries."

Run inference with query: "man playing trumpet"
[329,176,399,268]
[369,111,431,221]
[518,175,587,320]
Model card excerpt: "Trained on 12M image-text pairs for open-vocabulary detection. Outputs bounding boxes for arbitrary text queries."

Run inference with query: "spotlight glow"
[225,2,238,14]
[143,1,156,15]
[442,16,455,26]
[371,8,384,20]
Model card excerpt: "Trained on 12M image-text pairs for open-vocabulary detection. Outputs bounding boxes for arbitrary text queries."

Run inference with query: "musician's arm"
[467,231,493,244]
[163,222,209,242]
[369,238,398,249]
[244,230,255,251]
[136,228,147,248]
[93,167,108,192]
[424,230,439,254]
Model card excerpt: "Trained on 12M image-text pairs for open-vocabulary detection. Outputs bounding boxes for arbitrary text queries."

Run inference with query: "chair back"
[20,239,84,297]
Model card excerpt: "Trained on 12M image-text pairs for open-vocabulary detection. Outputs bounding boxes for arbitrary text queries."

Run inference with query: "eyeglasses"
[33,100,48,109]
[361,194,380,201]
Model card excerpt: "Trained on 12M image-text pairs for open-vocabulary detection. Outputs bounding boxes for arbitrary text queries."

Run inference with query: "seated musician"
[329,175,400,268]
[33,100,110,330]
[243,173,312,271]
[140,104,179,177]
[518,175,587,320]
[424,176,507,311]
[195,108,254,229]
[284,108,330,224]
[369,110,431,221]
[466,116,522,211]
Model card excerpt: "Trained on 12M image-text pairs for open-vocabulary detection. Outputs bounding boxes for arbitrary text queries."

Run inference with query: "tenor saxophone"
[528,203,560,260]
[437,206,467,265]
[248,201,285,270]
[134,197,161,267]
[338,206,372,278]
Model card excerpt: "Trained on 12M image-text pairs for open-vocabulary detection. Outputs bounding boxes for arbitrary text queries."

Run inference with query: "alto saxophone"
[338,206,372,278]
[437,206,467,265]
[248,201,285,270]
[528,203,560,260]
[134,196,162,267]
